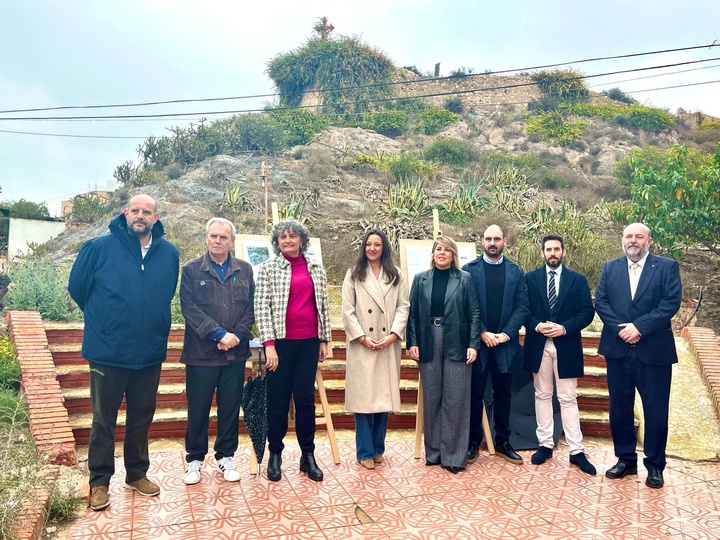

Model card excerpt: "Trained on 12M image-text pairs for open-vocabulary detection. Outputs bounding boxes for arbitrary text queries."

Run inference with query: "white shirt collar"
[626,253,649,269]
[546,264,563,276]
[483,254,504,265]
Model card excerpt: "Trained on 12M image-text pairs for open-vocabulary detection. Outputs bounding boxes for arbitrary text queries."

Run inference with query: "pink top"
[281,253,319,341]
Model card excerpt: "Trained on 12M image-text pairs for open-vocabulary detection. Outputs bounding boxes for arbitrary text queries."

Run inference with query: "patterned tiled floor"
[68,438,720,539]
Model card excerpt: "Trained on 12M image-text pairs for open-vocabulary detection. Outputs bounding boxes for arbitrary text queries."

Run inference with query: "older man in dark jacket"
[180,217,255,485]
[69,194,179,511]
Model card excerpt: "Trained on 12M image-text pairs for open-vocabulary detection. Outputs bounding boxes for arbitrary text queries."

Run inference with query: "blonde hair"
[430,235,461,271]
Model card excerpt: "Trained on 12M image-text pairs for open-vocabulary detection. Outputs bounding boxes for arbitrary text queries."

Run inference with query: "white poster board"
[399,239,478,293]
[235,234,324,281]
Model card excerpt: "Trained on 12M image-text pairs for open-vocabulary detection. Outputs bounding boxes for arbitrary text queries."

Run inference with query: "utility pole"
[261,162,269,233]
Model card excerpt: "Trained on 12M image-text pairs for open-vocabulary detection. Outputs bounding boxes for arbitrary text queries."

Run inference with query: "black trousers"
[267,338,319,454]
[469,349,512,445]
[88,362,162,487]
[185,362,245,463]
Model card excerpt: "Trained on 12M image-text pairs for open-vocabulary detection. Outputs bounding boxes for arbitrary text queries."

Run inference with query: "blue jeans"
[355,413,388,461]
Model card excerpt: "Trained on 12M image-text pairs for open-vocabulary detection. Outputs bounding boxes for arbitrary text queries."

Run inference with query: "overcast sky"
[2,0,719,216]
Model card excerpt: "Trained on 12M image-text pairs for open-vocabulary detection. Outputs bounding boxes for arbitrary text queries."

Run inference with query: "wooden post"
[271,202,280,228]
[261,162,269,233]
[315,368,341,464]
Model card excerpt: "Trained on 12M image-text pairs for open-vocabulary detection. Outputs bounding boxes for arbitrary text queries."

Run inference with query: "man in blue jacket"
[463,225,529,465]
[69,194,179,510]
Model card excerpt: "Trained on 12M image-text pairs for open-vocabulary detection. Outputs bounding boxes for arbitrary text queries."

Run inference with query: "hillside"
[40,69,720,332]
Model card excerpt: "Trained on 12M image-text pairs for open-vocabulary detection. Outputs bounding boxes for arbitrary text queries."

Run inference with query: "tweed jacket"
[254,252,332,344]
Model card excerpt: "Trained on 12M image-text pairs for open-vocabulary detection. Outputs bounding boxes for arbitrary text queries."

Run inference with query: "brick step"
[68,402,419,444]
[577,385,610,411]
[579,410,612,438]
[578,365,607,388]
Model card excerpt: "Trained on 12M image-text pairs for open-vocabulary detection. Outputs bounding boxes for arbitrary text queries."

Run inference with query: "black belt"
[432,317,444,327]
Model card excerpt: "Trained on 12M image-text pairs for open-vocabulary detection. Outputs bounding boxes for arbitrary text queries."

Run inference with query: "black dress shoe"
[466,441,480,464]
[442,465,462,474]
[267,453,282,482]
[496,442,523,464]
[569,452,597,476]
[425,459,440,466]
[605,460,637,479]
[646,470,664,488]
[531,446,553,465]
[299,452,323,482]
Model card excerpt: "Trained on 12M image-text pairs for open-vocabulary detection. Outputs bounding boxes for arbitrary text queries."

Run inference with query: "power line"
[589,63,720,88]
[1,41,717,115]
[3,77,718,141]
[3,56,718,122]
[0,129,148,139]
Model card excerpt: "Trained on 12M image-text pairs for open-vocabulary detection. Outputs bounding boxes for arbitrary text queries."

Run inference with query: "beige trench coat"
[342,265,410,414]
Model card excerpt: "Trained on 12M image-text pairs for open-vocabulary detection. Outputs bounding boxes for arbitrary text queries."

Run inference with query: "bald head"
[482,224,506,261]
[124,194,159,241]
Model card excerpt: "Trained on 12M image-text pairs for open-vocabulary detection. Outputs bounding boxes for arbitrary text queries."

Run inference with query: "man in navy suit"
[595,223,681,489]
[463,225,529,465]
[523,235,596,475]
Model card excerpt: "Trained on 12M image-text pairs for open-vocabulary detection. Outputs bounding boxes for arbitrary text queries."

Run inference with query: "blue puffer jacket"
[68,213,180,369]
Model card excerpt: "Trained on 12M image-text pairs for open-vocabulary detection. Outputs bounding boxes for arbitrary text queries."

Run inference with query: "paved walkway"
[68,436,720,540]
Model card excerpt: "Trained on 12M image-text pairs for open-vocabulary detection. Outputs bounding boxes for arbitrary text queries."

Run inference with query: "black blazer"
[522,265,595,378]
[406,267,482,364]
[594,253,681,365]
[462,256,529,373]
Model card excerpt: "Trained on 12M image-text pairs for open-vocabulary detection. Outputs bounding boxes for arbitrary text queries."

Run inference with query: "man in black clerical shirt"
[462,225,529,464]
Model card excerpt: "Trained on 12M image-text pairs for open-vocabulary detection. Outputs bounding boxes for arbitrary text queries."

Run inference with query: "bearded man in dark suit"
[523,235,596,475]
[595,223,681,489]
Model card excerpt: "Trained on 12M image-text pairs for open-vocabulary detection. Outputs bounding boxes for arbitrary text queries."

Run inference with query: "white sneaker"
[217,457,241,482]
[183,460,202,485]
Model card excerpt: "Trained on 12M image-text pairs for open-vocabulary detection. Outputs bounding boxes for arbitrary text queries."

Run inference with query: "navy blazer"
[462,256,529,373]
[522,265,595,378]
[406,268,482,364]
[594,253,681,365]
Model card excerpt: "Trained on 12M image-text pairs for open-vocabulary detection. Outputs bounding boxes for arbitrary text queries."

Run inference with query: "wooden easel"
[413,210,495,459]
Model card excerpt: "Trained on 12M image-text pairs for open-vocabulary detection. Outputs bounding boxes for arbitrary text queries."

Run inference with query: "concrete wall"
[8,218,66,257]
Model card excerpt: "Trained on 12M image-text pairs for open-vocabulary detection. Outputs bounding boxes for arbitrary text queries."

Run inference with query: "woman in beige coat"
[342,230,409,469]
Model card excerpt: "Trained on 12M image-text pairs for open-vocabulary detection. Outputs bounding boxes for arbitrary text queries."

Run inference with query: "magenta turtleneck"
[283,252,319,340]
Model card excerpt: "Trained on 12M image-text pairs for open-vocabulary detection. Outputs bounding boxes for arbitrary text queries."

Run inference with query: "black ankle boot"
[267,453,282,482]
[299,452,323,482]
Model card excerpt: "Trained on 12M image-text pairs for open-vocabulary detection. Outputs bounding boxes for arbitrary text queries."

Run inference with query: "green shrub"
[531,68,589,102]
[5,258,82,321]
[266,108,329,146]
[267,36,394,115]
[377,178,431,219]
[358,110,408,137]
[612,145,712,191]
[414,108,460,135]
[70,194,108,223]
[0,337,19,392]
[224,113,288,154]
[424,137,470,166]
[387,154,436,180]
[439,176,489,224]
[563,102,674,132]
[602,87,638,105]
[449,67,474,78]
[700,119,720,130]
[385,97,429,113]
[443,98,464,114]
[527,111,586,146]
[478,149,543,178]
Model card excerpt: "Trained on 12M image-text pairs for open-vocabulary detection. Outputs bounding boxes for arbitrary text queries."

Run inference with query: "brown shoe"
[89,485,110,511]
[358,459,375,470]
[373,454,384,464]
[123,477,160,497]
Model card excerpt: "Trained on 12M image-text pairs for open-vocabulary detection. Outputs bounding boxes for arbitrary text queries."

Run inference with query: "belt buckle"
[432,317,442,327]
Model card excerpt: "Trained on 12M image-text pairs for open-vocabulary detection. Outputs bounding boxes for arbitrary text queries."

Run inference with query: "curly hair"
[270,220,311,256]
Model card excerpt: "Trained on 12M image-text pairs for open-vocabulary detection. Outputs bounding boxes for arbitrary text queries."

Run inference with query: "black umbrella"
[242,373,268,464]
